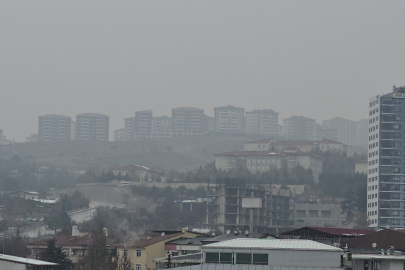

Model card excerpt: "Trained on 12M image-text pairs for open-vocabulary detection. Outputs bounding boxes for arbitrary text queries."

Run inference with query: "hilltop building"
[113,128,125,141]
[214,106,245,134]
[76,113,109,141]
[172,107,206,137]
[134,110,153,139]
[38,114,71,142]
[283,116,316,141]
[152,116,172,138]
[124,117,136,141]
[245,109,279,136]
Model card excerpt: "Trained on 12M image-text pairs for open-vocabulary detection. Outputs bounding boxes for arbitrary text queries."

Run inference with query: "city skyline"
[2,1,405,141]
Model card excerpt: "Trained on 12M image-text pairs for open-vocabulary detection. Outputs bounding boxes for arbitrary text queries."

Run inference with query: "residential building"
[323,117,356,146]
[172,107,206,137]
[164,236,212,256]
[152,116,172,138]
[204,115,215,132]
[167,238,344,270]
[206,180,295,233]
[113,128,125,141]
[124,117,136,141]
[283,116,316,141]
[214,106,245,134]
[76,113,109,141]
[28,226,116,264]
[245,109,279,136]
[356,118,369,148]
[38,114,71,142]
[111,163,164,181]
[134,110,153,139]
[244,138,348,153]
[343,229,405,252]
[367,86,405,228]
[294,203,347,227]
[116,230,204,270]
[315,124,338,141]
[0,254,57,270]
[214,148,323,182]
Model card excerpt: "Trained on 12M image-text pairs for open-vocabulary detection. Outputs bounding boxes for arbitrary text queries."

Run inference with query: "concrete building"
[356,118,369,148]
[70,121,76,140]
[367,86,405,228]
[152,116,172,138]
[283,116,316,141]
[38,114,71,142]
[316,124,338,141]
[294,203,347,227]
[76,113,109,141]
[124,117,136,141]
[214,106,245,134]
[167,238,344,270]
[245,109,278,136]
[134,110,153,139]
[113,128,125,141]
[206,180,295,233]
[215,148,323,182]
[355,160,368,174]
[172,107,206,137]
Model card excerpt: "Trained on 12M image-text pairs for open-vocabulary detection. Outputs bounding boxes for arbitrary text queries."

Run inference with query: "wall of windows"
[205,252,268,265]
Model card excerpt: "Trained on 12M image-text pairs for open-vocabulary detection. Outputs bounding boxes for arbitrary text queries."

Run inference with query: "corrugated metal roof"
[0,254,58,265]
[204,239,342,251]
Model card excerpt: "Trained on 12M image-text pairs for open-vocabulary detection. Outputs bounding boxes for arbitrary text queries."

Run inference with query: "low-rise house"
[116,230,205,270]
[165,238,344,270]
[0,254,58,270]
[27,226,116,264]
[165,236,212,256]
[111,163,165,182]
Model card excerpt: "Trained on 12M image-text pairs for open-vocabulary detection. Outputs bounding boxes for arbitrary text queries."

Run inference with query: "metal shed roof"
[0,254,58,265]
[204,239,343,252]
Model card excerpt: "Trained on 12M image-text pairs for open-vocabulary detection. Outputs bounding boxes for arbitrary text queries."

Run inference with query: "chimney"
[72,225,79,237]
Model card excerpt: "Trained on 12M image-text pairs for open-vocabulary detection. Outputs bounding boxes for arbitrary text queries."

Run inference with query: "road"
[20,201,124,238]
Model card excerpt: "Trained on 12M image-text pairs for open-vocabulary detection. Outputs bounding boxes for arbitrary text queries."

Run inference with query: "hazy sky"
[1,1,405,141]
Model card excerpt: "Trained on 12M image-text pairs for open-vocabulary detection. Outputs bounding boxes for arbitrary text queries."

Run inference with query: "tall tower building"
[38,114,71,142]
[171,107,205,137]
[214,105,245,134]
[76,113,109,141]
[368,86,405,228]
[134,110,153,139]
[245,109,278,136]
[283,116,316,141]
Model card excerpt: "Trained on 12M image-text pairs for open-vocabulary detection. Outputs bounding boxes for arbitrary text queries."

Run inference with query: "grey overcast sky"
[1,1,405,141]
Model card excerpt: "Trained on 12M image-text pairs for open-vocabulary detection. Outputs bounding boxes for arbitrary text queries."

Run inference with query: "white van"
[118,181,131,187]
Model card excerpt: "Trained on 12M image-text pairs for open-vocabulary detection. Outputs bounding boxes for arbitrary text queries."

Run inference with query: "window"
[220,253,233,264]
[253,254,268,265]
[136,264,141,270]
[296,210,306,218]
[136,250,141,257]
[123,249,128,257]
[309,210,318,218]
[206,253,219,263]
[236,253,252,265]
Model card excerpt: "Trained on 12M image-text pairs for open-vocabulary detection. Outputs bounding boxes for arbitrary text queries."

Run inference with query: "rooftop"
[204,239,342,252]
[118,233,183,248]
[281,227,373,237]
[246,138,344,145]
[0,254,58,266]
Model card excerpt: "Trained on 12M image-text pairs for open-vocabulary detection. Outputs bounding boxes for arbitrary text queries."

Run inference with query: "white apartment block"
[113,128,125,141]
[75,113,109,141]
[214,106,245,133]
[38,114,71,142]
[172,107,205,137]
[124,117,135,141]
[282,116,316,141]
[151,116,172,138]
[245,109,279,136]
[134,110,153,139]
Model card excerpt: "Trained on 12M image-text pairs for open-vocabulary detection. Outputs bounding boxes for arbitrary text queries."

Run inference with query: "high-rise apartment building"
[282,116,316,141]
[151,116,172,138]
[171,107,205,137]
[124,117,135,141]
[356,119,369,148]
[323,117,357,146]
[113,128,125,141]
[214,106,245,133]
[134,110,153,139]
[76,113,109,141]
[245,109,278,136]
[38,114,71,142]
[367,86,405,228]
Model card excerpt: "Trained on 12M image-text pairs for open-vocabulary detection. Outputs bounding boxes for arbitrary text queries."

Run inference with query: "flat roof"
[0,254,58,265]
[352,254,405,261]
[204,239,342,252]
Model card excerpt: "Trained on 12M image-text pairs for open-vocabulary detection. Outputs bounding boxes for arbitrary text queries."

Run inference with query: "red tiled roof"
[117,233,183,248]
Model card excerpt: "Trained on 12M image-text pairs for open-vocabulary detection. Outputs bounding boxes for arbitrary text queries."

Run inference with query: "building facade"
[38,114,71,142]
[245,109,279,136]
[134,110,153,139]
[76,113,109,141]
[282,116,316,141]
[367,86,405,228]
[172,107,205,137]
[214,106,245,134]
[113,128,125,141]
[294,203,347,227]
[151,116,172,138]
[124,117,136,141]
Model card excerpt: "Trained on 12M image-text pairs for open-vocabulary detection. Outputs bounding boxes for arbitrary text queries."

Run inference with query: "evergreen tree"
[40,239,73,270]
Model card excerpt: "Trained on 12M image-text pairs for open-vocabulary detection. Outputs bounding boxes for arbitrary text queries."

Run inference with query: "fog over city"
[1,1,405,141]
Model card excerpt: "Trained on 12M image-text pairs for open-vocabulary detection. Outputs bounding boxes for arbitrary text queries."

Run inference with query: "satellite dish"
[372,243,377,248]
[226,230,231,235]
[161,232,165,236]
